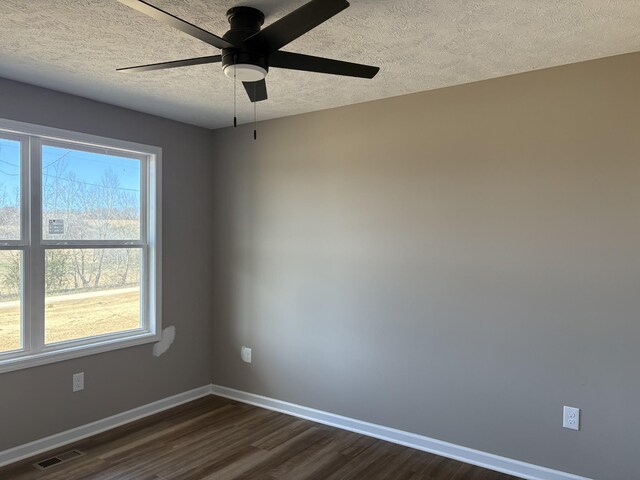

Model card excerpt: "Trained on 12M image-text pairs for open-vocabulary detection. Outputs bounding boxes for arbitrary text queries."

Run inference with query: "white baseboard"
[211,385,590,480]
[0,384,213,468]
[1,384,591,480]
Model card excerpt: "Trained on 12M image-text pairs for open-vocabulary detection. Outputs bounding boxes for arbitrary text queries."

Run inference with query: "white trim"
[29,136,45,355]
[0,331,160,374]
[0,118,161,156]
[0,385,592,480]
[0,117,162,374]
[211,385,591,480]
[147,142,161,338]
[0,385,213,468]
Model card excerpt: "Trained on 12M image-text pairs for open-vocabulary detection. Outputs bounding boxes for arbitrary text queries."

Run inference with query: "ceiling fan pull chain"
[233,55,238,128]
[254,84,257,140]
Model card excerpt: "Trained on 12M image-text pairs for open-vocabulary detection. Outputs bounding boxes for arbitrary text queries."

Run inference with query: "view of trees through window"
[0,250,21,352]
[0,140,145,352]
[0,137,23,352]
[0,138,20,241]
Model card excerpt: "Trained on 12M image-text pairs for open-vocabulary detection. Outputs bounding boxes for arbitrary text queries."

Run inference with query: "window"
[0,119,161,373]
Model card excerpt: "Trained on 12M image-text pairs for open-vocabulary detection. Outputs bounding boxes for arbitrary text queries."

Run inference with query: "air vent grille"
[34,449,85,470]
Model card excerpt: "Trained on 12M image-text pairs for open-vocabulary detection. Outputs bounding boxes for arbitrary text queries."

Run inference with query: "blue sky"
[0,139,140,207]
[42,145,141,193]
[0,138,20,202]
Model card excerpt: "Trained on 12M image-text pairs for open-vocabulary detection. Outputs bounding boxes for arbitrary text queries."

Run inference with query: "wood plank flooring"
[1,395,520,480]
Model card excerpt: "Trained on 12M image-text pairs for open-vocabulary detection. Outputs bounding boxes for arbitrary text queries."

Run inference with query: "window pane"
[42,145,141,240]
[0,138,21,240]
[45,248,141,344]
[0,250,22,353]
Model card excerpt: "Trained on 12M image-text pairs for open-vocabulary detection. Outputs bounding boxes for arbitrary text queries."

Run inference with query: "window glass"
[0,121,159,373]
[44,248,141,344]
[0,250,22,353]
[0,138,21,240]
[42,145,141,241]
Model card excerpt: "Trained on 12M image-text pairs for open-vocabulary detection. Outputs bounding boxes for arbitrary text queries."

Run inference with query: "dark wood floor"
[1,395,520,480]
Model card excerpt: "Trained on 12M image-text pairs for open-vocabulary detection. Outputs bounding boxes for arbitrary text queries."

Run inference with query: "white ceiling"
[0,1,639,129]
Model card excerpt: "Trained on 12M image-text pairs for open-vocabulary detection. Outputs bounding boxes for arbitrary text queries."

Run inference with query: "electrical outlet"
[241,346,252,364]
[73,372,84,392]
[563,406,580,431]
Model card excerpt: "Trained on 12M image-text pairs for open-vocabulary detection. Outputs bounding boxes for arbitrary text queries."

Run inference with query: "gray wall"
[210,52,640,480]
[0,78,215,450]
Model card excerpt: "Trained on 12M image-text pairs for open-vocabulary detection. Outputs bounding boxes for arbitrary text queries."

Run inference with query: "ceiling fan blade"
[117,0,236,49]
[243,0,349,53]
[243,80,268,102]
[270,51,379,79]
[117,55,223,73]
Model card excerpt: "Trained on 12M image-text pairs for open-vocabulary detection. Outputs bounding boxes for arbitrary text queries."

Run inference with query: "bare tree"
[42,159,141,295]
[0,251,20,301]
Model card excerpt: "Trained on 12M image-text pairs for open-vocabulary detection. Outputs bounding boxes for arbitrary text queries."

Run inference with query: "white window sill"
[0,332,161,374]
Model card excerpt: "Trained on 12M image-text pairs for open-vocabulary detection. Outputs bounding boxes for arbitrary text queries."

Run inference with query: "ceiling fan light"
[223,64,267,82]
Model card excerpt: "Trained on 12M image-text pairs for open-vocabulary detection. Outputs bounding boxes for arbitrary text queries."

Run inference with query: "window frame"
[0,118,162,374]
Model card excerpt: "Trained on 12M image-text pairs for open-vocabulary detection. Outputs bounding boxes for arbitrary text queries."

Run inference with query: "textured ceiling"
[0,1,639,129]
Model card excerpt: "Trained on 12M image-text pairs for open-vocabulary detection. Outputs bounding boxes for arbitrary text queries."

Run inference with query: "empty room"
[0,1,638,479]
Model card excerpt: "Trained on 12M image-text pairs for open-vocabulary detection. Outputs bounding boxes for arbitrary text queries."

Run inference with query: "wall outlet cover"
[241,346,252,364]
[563,406,580,431]
[73,372,84,392]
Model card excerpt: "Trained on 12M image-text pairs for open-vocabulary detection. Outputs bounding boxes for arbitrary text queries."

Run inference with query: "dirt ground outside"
[0,289,140,352]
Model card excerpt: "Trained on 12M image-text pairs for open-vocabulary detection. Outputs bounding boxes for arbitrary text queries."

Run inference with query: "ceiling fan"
[116,0,380,103]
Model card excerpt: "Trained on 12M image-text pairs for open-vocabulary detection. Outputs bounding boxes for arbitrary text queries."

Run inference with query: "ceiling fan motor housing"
[222,7,268,81]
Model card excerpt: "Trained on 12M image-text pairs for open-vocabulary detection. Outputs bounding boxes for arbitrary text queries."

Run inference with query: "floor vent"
[33,449,85,470]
